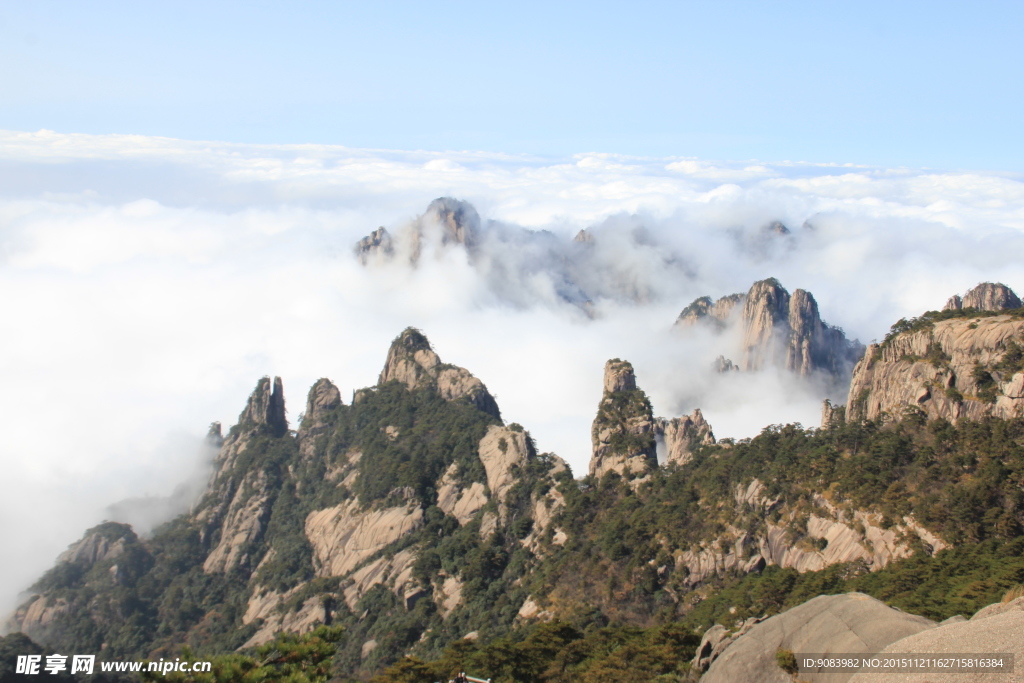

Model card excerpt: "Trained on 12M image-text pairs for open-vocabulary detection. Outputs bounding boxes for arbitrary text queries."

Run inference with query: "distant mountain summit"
[356,198,480,266]
[675,277,864,381]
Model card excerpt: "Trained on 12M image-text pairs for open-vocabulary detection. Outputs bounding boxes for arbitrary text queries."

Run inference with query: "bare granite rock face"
[196,377,290,573]
[845,311,1024,423]
[10,597,71,646]
[202,469,273,573]
[305,496,425,578]
[943,282,1022,312]
[378,328,500,419]
[675,278,863,380]
[589,360,658,478]
[742,279,863,376]
[297,378,342,458]
[435,462,488,525]
[240,584,334,648]
[820,398,844,428]
[8,524,140,642]
[656,410,715,466]
[55,529,130,567]
[848,596,1024,683]
[700,593,936,683]
[478,425,534,517]
[675,481,946,589]
[239,376,288,434]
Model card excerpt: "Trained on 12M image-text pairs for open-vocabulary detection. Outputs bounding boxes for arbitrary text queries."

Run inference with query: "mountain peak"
[378,328,500,419]
[423,197,479,250]
[943,282,1021,312]
[378,328,442,390]
[590,359,657,478]
[603,358,637,393]
[239,376,287,435]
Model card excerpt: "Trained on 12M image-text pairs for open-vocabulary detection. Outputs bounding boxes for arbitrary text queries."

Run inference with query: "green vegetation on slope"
[371,621,700,683]
[523,415,1024,625]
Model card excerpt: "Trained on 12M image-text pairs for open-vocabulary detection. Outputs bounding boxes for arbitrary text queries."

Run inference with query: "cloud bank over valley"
[1,129,1024,618]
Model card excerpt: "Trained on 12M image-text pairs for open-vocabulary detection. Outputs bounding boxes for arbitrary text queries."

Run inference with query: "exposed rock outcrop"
[239,376,287,434]
[305,497,425,578]
[478,425,534,518]
[435,462,488,525]
[55,525,133,567]
[675,279,864,380]
[700,593,936,682]
[198,377,290,573]
[943,282,1022,312]
[202,468,273,573]
[847,596,1024,682]
[656,410,715,466]
[240,585,333,648]
[378,328,501,419]
[590,359,717,475]
[821,398,844,428]
[845,310,1024,423]
[675,482,947,588]
[589,360,657,478]
[298,378,342,458]
[690,618,763,675]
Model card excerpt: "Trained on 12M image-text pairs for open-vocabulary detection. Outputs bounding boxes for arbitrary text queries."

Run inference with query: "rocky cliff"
[843,284,1024,423]
[11,316,1024,679]
[943,281,1022,312]
[589,359,717,477]
[675,278,864,380]
[656,410,715,466]
[8,329,568,672]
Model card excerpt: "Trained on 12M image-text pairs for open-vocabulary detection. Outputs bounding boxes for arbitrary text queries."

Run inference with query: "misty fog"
[1,129,1023,621]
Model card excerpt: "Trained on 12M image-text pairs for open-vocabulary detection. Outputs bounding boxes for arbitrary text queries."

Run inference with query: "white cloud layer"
[2,129,1023,620]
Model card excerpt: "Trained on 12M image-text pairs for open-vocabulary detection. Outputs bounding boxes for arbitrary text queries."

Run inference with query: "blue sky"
[2,0,1022,170]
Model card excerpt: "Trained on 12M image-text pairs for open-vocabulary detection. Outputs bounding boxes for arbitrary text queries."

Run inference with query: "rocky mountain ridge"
[676,278,865,383]
[835,282,1024,425]
[9,296,1024,680]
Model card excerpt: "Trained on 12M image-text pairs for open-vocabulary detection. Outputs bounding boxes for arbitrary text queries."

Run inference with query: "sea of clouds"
[1,128,1023,620]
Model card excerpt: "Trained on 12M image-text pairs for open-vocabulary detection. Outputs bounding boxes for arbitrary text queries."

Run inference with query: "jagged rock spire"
[741,278,792,371]
[239,376,288,434]
[305,378,342,420]
[943,282,1021,312]
[589,359,657,478]
[675,278,863,379]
